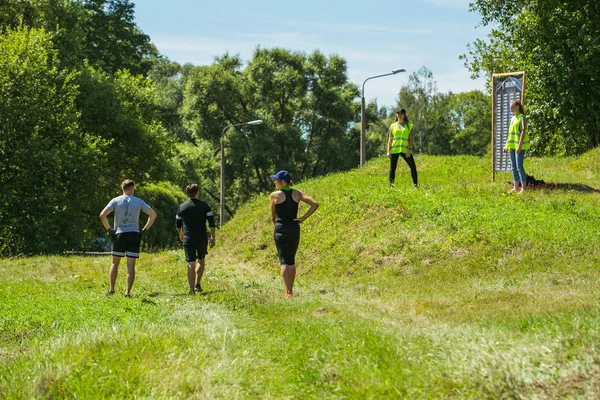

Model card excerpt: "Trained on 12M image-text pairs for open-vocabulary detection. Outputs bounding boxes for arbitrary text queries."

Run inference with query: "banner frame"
[491,71,526,182]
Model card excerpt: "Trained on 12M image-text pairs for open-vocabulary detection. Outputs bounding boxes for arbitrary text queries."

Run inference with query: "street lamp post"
[220,119,263,226]
[360,68,406,166]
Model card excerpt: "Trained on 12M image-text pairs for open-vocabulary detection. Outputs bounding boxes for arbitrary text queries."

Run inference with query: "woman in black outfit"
[269,170,318,299]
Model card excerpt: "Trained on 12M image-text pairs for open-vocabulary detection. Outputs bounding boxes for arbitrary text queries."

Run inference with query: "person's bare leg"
[124,257,136,296]
[195,259,205,291]
[507,183,518,193]
[109,256,121,293]
[187,261,196,293]
[281,264,296,298]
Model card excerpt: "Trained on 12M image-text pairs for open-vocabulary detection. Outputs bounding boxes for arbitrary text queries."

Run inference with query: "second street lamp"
[220,119,263,227]
[360,68,406,166]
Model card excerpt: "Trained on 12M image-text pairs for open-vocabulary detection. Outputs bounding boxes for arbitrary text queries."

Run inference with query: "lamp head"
[392,68,406,74]
[247,119,263,126]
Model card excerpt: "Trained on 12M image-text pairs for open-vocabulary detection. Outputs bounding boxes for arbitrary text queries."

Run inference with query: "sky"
[130,0,490,109]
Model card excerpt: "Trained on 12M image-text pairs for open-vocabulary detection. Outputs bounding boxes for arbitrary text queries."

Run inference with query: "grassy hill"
[1,152,600,398]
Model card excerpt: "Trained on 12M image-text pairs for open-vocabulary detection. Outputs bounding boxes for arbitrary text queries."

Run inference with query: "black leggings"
[389,153,418,186]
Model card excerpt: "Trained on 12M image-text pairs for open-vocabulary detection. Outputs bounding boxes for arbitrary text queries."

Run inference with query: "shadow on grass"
[553,183,600,193]
[506,181,600,193]
[170,289,226,297]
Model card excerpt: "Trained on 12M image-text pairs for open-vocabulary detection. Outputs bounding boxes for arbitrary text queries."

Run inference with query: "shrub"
[135,181,187,250]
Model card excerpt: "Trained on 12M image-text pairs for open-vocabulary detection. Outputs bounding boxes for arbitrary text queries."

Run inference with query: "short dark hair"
[121,179,135,191]
[185,184,199,198]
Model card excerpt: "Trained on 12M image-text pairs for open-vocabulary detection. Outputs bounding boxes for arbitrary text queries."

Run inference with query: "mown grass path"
[2,154,600,398]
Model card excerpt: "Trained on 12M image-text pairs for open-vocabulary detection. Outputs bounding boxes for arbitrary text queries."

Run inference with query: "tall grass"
[1,152,600,398]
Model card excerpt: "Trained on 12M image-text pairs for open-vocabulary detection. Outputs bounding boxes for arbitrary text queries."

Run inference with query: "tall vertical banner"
[491,72,526,182]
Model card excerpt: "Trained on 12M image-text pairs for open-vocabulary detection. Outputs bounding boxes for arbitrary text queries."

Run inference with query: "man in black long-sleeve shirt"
[176,184,216,294]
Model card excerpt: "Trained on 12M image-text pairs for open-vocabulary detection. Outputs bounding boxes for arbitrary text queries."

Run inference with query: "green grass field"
[2,152,600,399]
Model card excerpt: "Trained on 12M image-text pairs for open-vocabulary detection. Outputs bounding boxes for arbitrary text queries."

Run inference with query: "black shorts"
[112,232,141,258]
[274,223,300,265]
[183,240,208,262]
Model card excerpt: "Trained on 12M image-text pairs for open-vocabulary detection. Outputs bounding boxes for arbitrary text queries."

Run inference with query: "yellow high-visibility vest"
[390,121,413,154]
[507,114,530,150]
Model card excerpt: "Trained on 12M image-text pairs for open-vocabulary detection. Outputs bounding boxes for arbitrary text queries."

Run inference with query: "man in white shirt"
[100,179,157,297]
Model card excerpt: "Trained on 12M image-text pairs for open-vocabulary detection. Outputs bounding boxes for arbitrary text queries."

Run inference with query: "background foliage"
[2,0,595,256]
[462,0,600,156]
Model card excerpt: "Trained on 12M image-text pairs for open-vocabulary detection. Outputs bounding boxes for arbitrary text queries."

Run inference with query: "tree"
[364,101,391,160]
[179,54,260,218]
[397,66,438,154]
[463,0,600,155]
[81,0,158,75]
[75,66,176,205]
[148,57,192,142]
[0,0,158,75]
[395,68,492,156]
[298,51,359,177]
[427,92,455,155]
[449,91,491,156]
[244,47,307,181]
[181,49,310,218]
[179,48,364,220]
[181,54,249,144]
[0,27,103,255]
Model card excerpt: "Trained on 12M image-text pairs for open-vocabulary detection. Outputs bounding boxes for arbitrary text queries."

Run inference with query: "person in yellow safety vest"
[503,100,530,194]
[387,109,418,187]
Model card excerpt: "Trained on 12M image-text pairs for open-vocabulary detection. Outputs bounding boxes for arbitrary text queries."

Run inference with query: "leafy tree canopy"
[463,0,600,155]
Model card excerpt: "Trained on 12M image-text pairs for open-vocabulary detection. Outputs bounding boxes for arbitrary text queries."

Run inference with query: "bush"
[135,181,187,250]
[0,27,103,256]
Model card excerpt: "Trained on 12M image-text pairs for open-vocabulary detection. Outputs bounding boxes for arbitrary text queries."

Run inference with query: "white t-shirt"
[106,195,151,233]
